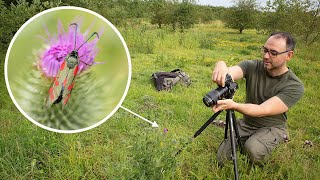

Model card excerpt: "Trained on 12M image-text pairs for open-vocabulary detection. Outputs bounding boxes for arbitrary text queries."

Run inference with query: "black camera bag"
[151,69,191,91]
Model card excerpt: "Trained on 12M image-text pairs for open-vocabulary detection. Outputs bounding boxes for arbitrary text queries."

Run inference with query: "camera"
[203,74,238,107]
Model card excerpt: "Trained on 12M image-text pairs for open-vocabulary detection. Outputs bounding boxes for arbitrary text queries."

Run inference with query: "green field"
[1,21,320,179]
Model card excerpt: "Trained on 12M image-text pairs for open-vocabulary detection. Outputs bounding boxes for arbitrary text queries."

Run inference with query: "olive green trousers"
[217,120,287,165]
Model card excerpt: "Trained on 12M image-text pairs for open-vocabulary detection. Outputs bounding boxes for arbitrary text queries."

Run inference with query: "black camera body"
[203,74,238,107]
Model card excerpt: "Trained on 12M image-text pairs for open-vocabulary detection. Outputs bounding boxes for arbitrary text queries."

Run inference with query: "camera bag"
[151,69,191,91]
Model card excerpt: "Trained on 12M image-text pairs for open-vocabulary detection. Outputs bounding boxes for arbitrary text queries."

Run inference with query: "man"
[211,32,304,165]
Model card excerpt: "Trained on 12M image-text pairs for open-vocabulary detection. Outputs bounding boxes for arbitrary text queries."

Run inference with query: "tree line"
[225,0,320,45]
[0,0,319,56]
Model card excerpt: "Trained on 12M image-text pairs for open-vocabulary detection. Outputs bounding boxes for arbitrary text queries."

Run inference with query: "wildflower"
[163,128,169,133]
[303,140,313,147]
[211,120,226,128]
[39,20,100,77]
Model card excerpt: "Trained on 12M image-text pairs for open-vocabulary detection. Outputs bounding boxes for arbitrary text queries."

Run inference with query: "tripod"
[193,109,241,180]
[176,78,240,179]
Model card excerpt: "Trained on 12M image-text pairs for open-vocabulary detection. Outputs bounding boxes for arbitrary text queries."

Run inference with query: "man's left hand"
[212,99,237,113]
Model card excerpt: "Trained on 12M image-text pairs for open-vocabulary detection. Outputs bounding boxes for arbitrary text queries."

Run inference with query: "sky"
[197,0,268,7]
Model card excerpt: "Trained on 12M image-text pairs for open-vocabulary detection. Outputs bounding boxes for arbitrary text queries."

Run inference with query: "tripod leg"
[231,111,241,147]
[227,110,239,180]
[176,111,223,156]
[224,113,229,140]
[193,111,222,138]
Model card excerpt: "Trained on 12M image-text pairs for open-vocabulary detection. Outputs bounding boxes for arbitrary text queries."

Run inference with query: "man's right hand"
[212,61,229,87]
[212,61,244,86]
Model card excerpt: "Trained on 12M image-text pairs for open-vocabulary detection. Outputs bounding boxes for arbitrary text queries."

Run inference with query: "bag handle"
[170,69,181,73]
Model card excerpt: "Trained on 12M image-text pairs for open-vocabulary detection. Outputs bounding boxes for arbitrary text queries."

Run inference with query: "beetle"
[46,23,99,108]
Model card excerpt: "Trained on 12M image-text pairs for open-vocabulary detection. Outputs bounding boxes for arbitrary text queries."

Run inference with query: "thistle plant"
[17,20,105,131]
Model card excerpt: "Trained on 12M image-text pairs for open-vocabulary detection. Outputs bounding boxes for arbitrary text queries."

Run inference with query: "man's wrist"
[232,101,240,111]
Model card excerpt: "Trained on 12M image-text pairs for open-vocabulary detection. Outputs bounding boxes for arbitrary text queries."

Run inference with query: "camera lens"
[203,94,215,107]
[203,87,228,107]
[203,74,238,107]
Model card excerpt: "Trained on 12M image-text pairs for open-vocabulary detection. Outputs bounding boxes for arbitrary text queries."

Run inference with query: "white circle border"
[4,6,132,134]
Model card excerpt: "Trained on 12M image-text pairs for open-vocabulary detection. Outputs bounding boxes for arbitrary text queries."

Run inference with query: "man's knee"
[244,138,270,164]
[244,127,285,164]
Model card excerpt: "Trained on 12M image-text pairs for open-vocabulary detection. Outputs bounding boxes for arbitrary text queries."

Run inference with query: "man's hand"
[212,61,229,87]
[212,61,244,87]
[212,99,237,113]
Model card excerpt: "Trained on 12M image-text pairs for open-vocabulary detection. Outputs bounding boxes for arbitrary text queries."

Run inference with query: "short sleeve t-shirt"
[238,60,304,128]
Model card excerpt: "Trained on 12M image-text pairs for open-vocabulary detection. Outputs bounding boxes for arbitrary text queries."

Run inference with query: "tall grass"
[1,21,319,179]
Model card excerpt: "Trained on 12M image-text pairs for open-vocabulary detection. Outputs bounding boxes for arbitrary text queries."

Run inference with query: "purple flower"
[39,20,100,77]
[163,128,168,133]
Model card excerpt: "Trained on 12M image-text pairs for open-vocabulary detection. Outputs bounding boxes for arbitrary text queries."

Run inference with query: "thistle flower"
[39,20,100,77]
[163,128,168,133]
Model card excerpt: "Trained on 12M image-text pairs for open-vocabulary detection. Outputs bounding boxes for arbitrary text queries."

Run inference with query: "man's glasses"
[261,46,291,58]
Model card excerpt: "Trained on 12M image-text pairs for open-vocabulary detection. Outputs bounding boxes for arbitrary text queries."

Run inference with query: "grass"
[1,20,320,179]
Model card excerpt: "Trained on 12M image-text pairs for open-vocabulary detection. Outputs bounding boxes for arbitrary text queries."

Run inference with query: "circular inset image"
[4,6,131,133]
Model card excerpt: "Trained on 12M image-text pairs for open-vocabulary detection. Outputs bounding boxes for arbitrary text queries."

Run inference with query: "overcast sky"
[197,0,267,7]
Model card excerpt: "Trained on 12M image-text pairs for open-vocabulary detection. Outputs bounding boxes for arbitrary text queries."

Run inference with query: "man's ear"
[287,51,294,61]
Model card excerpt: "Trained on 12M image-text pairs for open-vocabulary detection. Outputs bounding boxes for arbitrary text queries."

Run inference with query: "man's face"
[262,36,293,72]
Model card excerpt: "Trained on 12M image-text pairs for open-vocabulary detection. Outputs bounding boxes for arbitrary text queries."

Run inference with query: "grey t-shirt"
[238,60,304,128]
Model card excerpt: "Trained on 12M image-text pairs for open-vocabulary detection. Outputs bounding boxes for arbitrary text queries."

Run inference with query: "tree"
[150,0,170,28]
[0,0,52,55]
[194,5,227,24]
[149,0,196,31]
[258,0,320,45]
[173,0,196,31]
[223,0,257,34]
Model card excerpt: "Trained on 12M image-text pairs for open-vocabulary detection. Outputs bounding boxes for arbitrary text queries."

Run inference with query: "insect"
[46,23,99,108]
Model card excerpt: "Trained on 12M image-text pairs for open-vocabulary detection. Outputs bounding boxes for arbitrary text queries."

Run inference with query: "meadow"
[0,20,320,179]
